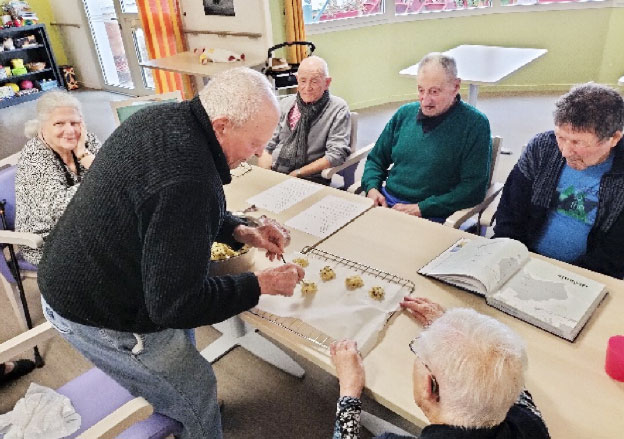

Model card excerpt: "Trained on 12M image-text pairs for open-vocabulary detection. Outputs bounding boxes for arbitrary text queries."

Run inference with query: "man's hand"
[392,203,421,217]
[330,340,365,398]
[401,296,445,327]
[257,150,273,169]
[74,121,88,156]
[366,188,387,207]
[255,263,305,296]
[288,169,300,177]
[233,221,291,261]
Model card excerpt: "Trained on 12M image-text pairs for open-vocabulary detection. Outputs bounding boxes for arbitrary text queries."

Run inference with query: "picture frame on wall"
[204,0,235,16]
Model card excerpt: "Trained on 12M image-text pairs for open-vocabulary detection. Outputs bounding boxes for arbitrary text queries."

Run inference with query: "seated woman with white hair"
[15,90,101,265]
[330,297,550,439]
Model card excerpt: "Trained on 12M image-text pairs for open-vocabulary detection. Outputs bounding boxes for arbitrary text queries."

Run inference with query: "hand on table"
[330,340,365,398]
[234,219,291,261]
[255,263,305,297]
[392,203,421,217]
[366,188,387,207]
[401,296,445,327]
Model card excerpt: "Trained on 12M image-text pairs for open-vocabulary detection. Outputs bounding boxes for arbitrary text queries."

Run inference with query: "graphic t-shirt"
[535,154,614,262]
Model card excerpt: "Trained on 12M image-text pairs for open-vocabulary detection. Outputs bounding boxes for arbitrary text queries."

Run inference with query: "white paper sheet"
[284,195,372,238]
[245,179,322,213]
[256,252,409,356]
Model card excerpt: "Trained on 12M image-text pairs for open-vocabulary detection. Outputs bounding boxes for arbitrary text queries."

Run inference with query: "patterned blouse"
[15,132,101,265]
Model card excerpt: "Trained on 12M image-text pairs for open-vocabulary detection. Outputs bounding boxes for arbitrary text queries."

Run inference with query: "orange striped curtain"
[284,0,306,64]
[136,0,194,99]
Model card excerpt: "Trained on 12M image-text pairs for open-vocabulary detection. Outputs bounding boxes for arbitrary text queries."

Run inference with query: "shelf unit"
[0,24,63,108]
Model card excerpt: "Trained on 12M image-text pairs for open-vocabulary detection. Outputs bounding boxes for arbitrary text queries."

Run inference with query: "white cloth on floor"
[0,383,80,439]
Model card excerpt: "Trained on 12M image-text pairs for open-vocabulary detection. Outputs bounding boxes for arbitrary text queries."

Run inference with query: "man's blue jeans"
[42,297,222,439]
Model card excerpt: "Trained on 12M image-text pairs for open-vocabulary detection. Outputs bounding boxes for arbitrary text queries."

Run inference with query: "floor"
[0,89,561,438]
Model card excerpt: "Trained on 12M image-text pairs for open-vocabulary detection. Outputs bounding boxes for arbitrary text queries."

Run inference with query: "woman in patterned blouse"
[15,91,101,265]
[330,297,550,439]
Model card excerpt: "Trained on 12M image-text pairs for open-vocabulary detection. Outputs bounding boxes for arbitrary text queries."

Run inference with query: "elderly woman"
[15,91,101,265]
[494,83,624,278]
[330,297,550,439]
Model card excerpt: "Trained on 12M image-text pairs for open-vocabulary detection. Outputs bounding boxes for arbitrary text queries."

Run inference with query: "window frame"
[306,0,621,35]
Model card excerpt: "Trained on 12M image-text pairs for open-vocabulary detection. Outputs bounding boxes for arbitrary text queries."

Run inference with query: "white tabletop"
[400,45,547,85]
[140,51,265,78]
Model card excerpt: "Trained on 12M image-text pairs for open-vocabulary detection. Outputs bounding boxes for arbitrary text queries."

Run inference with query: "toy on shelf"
[2,1,39,28]
[193,47,245,64]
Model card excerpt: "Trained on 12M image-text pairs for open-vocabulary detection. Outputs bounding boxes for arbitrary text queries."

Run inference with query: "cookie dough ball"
[301,281,318,295]
[345,275,364,290]
[292,257,309,268]
[320,266,336,281]
[369,286,385,301]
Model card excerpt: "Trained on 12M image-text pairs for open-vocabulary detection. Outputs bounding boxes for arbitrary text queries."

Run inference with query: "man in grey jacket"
[258,56,351,184]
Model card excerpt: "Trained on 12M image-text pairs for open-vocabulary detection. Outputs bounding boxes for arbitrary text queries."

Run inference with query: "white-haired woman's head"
[412,308,527,428]
[199,67,278,127]
[24,91,83,139]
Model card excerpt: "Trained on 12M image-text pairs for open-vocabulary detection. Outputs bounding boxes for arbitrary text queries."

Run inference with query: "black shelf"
[0,87,62,109]
[0,24,62,108]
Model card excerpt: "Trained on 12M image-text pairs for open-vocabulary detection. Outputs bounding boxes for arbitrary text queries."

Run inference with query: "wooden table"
[139,51,265,79]
[400,45,547,107]
[244,205,624,437]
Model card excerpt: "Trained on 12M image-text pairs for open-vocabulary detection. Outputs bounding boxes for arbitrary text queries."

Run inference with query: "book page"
[245,179,323,213]
[487,258,606,341]
[285,195,372,238]
[419,238,528,295]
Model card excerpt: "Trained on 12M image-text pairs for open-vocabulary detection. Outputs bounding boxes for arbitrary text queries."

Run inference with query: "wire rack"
[230,162,253,178]
[249,247,415,351]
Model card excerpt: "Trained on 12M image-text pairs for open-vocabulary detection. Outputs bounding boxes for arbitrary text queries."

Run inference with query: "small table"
[400,45,547,107]
[140,51,265,83]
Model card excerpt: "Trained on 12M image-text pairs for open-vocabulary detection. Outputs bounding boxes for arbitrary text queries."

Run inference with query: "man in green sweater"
[362,53,492,221]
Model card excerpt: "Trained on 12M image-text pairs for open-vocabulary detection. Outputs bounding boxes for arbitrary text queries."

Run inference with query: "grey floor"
[0,89,560,438]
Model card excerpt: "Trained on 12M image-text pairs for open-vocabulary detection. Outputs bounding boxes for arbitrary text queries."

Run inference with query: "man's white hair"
[414,308,527,428]
[417,52,458,81]
[199,67,278,127]
[24,91,83,138]
[298,55,329,77]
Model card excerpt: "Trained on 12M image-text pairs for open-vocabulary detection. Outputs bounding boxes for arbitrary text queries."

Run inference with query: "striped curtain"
[136,0,194,99]
[284,0,306,64]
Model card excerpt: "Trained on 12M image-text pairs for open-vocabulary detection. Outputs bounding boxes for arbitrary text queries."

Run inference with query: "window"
[303,0,384,24]
[396,0,491,14]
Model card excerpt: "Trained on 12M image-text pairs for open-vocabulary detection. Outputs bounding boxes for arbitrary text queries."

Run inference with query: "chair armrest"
[77,397,154,439]
[321,143,375,179]
[347,181,365,195]
[479,191,503,228]
[444,182,504,229]
[0,322,55,364]
[0,230,43,248]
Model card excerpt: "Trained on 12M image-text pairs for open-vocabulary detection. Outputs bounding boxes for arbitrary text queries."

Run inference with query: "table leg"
[468,83,479,107]
[200,316,305,378]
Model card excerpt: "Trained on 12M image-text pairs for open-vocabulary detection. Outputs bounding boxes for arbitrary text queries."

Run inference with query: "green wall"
[29,0,68,65]
[269,2,623,110]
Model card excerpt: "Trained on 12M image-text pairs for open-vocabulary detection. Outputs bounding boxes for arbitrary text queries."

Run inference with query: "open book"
[418,238,607,342]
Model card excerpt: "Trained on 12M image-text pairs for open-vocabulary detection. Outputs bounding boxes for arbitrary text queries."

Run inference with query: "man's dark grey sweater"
[38,96,260,333]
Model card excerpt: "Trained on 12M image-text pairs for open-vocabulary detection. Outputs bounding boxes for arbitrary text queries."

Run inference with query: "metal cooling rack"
[230,162,253,178]
[249,247,415,351]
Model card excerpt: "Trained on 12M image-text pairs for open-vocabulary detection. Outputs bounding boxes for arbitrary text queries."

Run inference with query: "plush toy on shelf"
[193,47,245,64]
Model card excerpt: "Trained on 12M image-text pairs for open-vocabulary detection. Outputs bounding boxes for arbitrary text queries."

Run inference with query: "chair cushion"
[57,368,182,439]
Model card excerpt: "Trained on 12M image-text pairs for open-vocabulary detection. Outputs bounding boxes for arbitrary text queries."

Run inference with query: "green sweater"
[362,101,491,218]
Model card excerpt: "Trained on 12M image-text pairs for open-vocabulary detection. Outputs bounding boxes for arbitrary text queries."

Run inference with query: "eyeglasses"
[409,337,440,401]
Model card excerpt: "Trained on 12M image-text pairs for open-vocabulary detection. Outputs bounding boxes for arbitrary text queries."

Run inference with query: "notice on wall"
[204,0,235,16]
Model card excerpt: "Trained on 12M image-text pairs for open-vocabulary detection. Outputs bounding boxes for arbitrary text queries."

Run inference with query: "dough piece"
[320,266,336,281]
[292,257,309,268]
[369,286,385,301]
[211,242,245,261]
[345,275,364,290]
[301,281,318,295]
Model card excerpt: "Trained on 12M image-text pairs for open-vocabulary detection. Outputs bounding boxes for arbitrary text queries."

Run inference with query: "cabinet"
[0,24,63,109]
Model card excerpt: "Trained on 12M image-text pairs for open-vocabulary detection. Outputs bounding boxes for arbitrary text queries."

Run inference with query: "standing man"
[361,53,492,221]
[258,55,351,185]
[37,68,304,439]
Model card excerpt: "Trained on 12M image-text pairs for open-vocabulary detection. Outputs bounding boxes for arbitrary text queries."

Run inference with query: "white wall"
[48,0,102,89]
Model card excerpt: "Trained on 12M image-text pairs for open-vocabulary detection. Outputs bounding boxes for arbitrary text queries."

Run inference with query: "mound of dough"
[301,281,318,295]
[292,258,309,268]
[369,286,385,301]
[345,275,364,290]
[211,242,247,261]
[320,266,336,281]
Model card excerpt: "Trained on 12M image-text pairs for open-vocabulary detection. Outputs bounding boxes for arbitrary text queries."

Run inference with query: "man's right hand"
[255,263,305,296]
[366,188,387,207]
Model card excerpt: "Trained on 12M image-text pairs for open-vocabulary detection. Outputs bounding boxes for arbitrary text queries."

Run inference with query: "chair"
[321,112,375,189]
[345,136,504,233]
[262,41,315,95]
[0,322,182,439]
[110,91,183,126]
[443,135,504,232]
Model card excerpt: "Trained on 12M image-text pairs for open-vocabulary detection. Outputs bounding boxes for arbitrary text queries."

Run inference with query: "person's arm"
[322,105,352,168]
[417,118,492,218]
[331,340,365,439]
[290,156,332,177]
[574,212,624,278]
